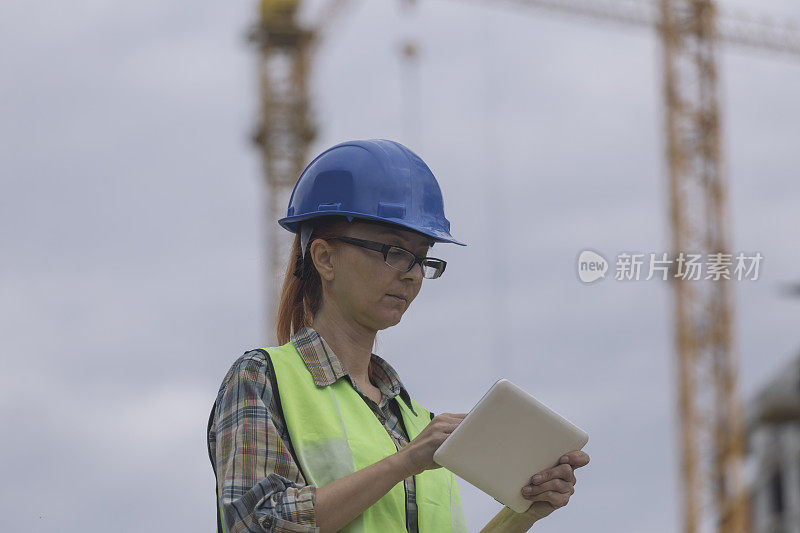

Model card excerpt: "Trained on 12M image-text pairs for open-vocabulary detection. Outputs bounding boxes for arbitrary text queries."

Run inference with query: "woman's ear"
[309,238,336,282]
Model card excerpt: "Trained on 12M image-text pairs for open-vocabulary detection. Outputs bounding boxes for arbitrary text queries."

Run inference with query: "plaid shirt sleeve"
[211,351,317,533]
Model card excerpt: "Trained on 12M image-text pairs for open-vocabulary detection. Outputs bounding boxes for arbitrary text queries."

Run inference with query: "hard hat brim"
[278,211,467,247]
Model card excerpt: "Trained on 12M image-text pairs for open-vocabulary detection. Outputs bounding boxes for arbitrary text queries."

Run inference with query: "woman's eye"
[387,249,409,261]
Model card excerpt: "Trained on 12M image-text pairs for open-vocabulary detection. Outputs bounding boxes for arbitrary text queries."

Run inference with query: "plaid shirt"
[208,325,422,533]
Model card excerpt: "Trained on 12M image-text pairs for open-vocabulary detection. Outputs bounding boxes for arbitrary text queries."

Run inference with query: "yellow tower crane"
[466,2,798,532]
[249,0,351,342]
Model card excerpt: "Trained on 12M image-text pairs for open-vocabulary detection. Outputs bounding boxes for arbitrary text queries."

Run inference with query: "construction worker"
[206,139,589,532]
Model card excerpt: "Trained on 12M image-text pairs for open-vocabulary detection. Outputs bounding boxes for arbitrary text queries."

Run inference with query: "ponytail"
[275,216,349,344]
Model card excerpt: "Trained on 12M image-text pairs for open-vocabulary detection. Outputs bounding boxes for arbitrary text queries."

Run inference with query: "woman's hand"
[396,412,467,477]
[520,450,590,520]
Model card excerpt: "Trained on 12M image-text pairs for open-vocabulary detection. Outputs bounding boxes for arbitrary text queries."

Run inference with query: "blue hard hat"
[278,139,466,246]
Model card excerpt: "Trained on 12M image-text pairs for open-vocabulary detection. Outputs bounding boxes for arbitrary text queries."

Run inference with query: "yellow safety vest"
[266,339,468,532]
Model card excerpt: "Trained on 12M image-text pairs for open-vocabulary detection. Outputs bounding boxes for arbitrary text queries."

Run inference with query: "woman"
[207,139,589,533]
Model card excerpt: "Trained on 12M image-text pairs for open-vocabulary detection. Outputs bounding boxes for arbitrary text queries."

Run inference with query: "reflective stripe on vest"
[267,339,468,533]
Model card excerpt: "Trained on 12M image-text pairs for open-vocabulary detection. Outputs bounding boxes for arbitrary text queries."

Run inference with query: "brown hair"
[275,215,351,344]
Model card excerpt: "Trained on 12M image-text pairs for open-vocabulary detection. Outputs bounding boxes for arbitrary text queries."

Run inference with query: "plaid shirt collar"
[289,325,417,415]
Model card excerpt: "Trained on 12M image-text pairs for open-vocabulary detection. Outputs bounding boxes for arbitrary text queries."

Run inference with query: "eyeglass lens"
[385,247,444,279]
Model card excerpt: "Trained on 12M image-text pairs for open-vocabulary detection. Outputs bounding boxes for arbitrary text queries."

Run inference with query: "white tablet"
[432,378,589,513]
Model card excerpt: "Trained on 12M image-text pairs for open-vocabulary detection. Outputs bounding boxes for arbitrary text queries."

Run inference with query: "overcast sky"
[1,0,799,531]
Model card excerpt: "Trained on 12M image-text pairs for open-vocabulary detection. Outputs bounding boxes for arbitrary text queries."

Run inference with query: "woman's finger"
[559,450,590,469]
[521,478,573,498]
[530,489,572,508]
[530,463,575,485]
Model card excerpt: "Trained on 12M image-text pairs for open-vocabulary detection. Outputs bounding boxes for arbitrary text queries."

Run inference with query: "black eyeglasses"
[329,236,447,279]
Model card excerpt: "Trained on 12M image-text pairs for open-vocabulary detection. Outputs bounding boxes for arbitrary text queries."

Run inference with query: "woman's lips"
[387,294,407,303]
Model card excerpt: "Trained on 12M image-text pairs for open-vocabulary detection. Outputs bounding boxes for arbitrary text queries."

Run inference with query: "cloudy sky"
[1,0,798,531]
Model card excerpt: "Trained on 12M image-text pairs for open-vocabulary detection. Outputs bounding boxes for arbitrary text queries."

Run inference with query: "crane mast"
[661,3,745,531]
[251,0,316,343]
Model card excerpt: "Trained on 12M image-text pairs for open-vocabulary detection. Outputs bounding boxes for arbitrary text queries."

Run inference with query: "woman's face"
[314,221,436,331]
